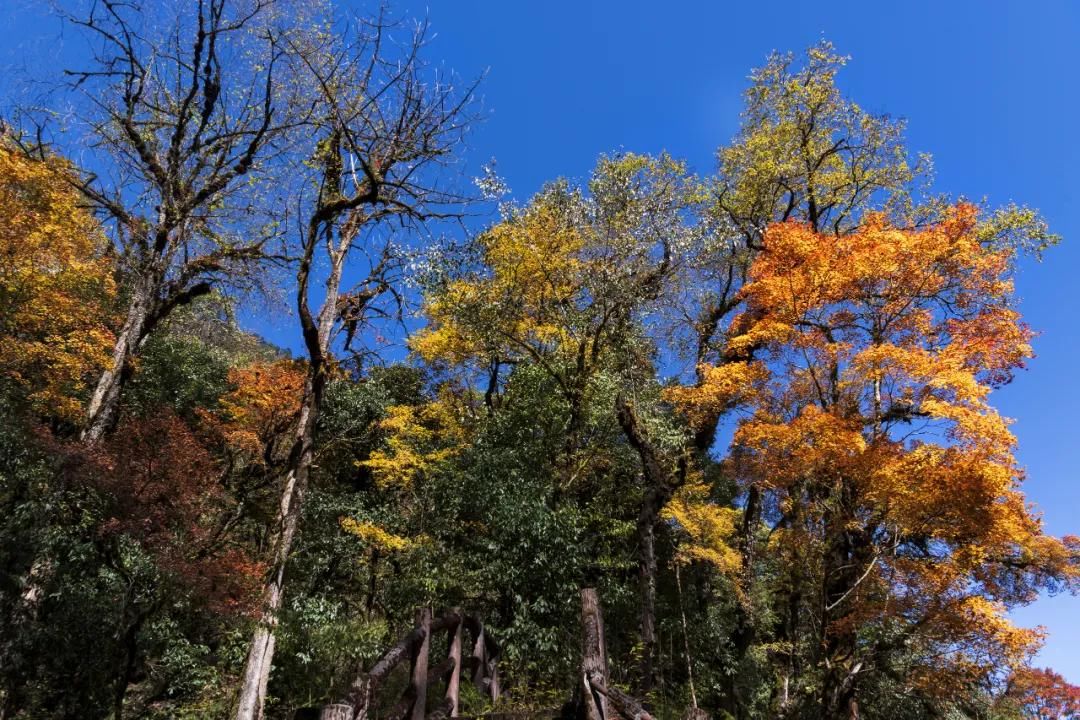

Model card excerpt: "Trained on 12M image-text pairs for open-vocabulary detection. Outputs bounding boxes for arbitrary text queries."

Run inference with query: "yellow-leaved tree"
[413,154,697,478]
[0,142,116,422]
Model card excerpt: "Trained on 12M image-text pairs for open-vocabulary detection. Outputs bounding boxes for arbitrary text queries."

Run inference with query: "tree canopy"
[0,9,1076,720]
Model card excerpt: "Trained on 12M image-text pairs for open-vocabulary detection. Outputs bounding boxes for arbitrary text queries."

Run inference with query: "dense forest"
[1,2,1078,719]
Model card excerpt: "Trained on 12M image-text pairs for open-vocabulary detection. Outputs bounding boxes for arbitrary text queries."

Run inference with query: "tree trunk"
[616,397,676,697]
[673,564,699,711]
[580,588,609,720]
[234,394,318,720]
[822,665,860,720]
[637,515,658,696]
[83,274,155,443]
[488,655,501,703]
[818,493,868,720]
[470,621,488,695]
[111,612,145,720]
[234,237,346,720]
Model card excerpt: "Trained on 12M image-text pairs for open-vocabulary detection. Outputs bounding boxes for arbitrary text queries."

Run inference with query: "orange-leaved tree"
[675,205,1079,717]
[215,360,308,467]
[1002,667,1080,719]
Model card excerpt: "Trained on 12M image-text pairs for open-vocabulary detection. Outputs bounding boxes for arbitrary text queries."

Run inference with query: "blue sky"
[5,0,1079,681]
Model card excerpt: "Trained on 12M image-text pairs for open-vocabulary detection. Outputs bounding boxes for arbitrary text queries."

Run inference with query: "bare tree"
[55,0,308,442]
[233,14,477,720]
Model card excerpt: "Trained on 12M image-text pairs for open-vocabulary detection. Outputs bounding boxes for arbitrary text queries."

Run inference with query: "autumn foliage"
[0,144,116,420]
[672,206,1080,708]
[1004,667,1080,719]
[2,24,1078,720]
[215,359,307,463]
[61,411,265,614]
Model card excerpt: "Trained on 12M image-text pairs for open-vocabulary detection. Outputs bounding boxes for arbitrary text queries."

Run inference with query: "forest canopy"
[0,2,1077,720]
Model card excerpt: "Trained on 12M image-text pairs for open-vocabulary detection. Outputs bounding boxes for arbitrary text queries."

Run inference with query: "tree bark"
[580,588,609,720]
[83,267,214,443]
[234,393,318,720]
[673,564,699,711]
[234,243,345,720]
[718,483,762,720]
[616,397,677,696]
[83,274,156,443]
[637,517,658,697]
[469,622,486,695]
[111,609,146,720]
[819,520,866,720]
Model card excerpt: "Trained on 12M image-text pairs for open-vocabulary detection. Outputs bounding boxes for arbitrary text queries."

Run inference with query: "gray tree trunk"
[234,398,316,720]
[234,249,345,720]
[580,588,609,720]
[83,274,156,443]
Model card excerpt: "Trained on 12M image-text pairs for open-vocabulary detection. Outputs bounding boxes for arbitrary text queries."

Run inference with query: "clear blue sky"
[4,0,1078,681]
